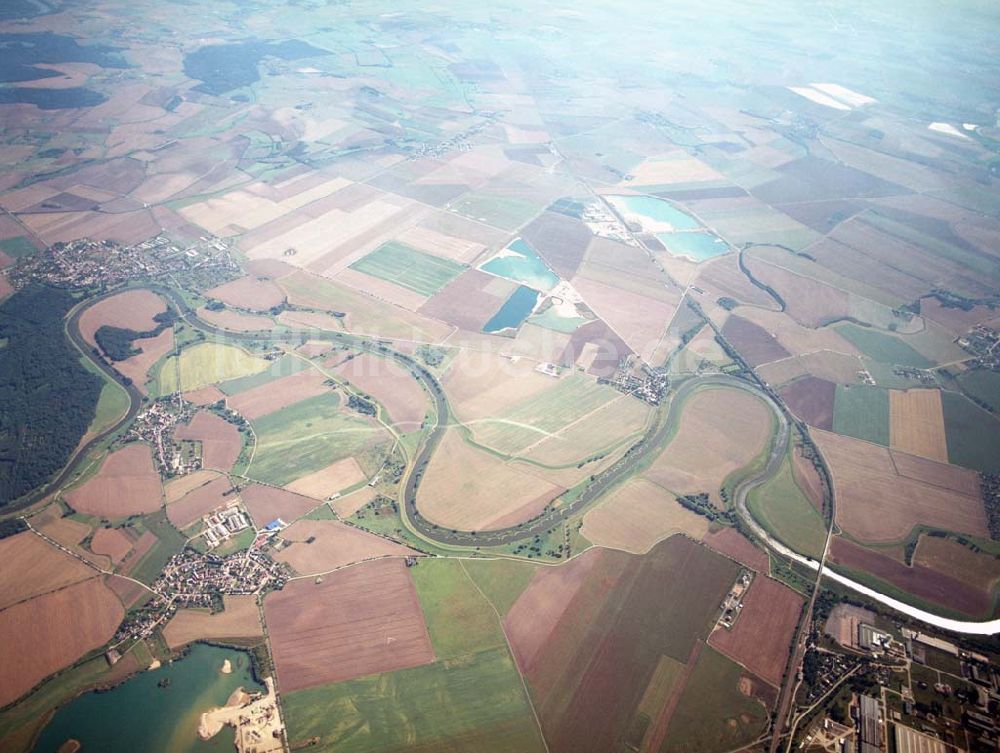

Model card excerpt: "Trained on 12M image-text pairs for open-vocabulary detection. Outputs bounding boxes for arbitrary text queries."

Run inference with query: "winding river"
[48,284,1000,635]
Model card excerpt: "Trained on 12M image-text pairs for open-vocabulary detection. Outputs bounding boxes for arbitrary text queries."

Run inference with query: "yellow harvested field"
[889,389,948,462]
[278,271,452,342]
[331,487,377,518]
[285,457,366,499]
[581,478,709,553]
[443,350,554,423]
[78,289,166,347]
[162,595,264,649]
[419,429,563,531]
[115,328,174,396]
[334,266,430,312]
[645,387,773,507]
[36,514,109,570]
[0,532,94,610]
[178,176,353,235]
[159,342,271,393]
[274,519,418,575]
[503,323,573,364]
[912,536,1000,593]
[197,307,276,332]
[616,151,727,186]
[226,368,330,420]
[164,470,221,503]
[524,394,651,466]
[396,224,486,264]
[816,430,988,543]
[205,276,286,312]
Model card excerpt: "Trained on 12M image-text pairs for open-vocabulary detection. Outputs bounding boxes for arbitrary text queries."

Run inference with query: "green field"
[247,392,388,486]
[282,646,546,753]
[0,236,38,258]
[471,373,621,456]
[410,559,507,659]
[349,241,466,296]
[130,509,188,585]
[79,355,130,436]
[159,341,271,393]
[957,368,1000,413]
[832,384,889,445]
[451,193,544,231]
[663,646,769,753]
[941,391,1000,474]
[218,353,311,395]
[747,455,827,559]
[834,324,934,368]
[461,558,538,616]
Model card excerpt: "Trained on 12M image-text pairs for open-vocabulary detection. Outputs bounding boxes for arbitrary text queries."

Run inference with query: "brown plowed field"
[119,531,156,577]
[244,258,297,279]
[106,574,148,609]
[335,352,429,431]
[197,306,276,332]
[205,276,286,312]
[0,532,94,610]
[912,536,1000,593]
[721,315,790,367]
[418,429,563,531]
[90,528,134,564]
[114,328,174,395]
[889,389,948,462]
[505,537,740,753]
[175,411,242,471]
[164,469,221,503]
[581,478,709,553]
[520,211,592,279]
[418,268,515,332]
[702,528,769,571]
[331,487,376,518]
[241,484,319,527]
[78,289,166,347]
[816,430,987,543]
[163,595,263,649]
[559,318,634,377]
[792,447,825,511]
[779,377,835,430]
[226,369,329,420]
[183,386,227,406]
[264,558,434,692]
[275,519,418,575]
[746,257,849,327]
[829,537,992,617]
[645,387,773,507]
[66,444,163,517]
[284,457,365,499]
[166,475,233,529]
[709,575,803,686]
[696,254,775,309]
[0,578,124,707]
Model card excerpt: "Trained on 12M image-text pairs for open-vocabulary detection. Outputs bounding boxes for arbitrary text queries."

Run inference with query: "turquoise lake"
[609,195,702,230]
[479,239,560,292]
[483,285,538,333]
[33,644,263,753]
[657,231,730,261]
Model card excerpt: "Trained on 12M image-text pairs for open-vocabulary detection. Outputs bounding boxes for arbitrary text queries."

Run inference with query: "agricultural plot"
[275,519,417,575]
[204,275,286,311]
[335,352,429,432]
[77,289,166,347]
[158,342,271,393]
[720,315,790,367]
[889,389,948,462]
[197,306,277,332]
[418,429,563,531]
[0,578,124,708]
[175,411,243,471]
[349,241,466,297]
[162,594,263,649]
[816,430,989,544]
[708,576,803,686]
[832,385,889,445]
[828,537,994,618]
[165,475,232,530]
[264,558,435,692]
[217,353,311,395]
[468,373,623,456]
[443,350,559,424]
[240,484,319,528]
[644,386,773,507]
[912,536,1000,595]
[460,558,539,617]
[225,368,330,420]
[581,477,709,553]
[419,268,518,332]
[66,444,163,517]
[247,392,389,487]
[941,391,1000,474]
[834,324,934,368]
[284,457,366,499]
[702,528,770,571]
[779,377,836,430]
[662,645,770,753]
[0,532,94,610]
[505,538,741,753]
[747,455,828,559]
[956,369,1000,413]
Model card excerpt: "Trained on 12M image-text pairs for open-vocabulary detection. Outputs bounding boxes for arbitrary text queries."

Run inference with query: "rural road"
[45,284,1000,635]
